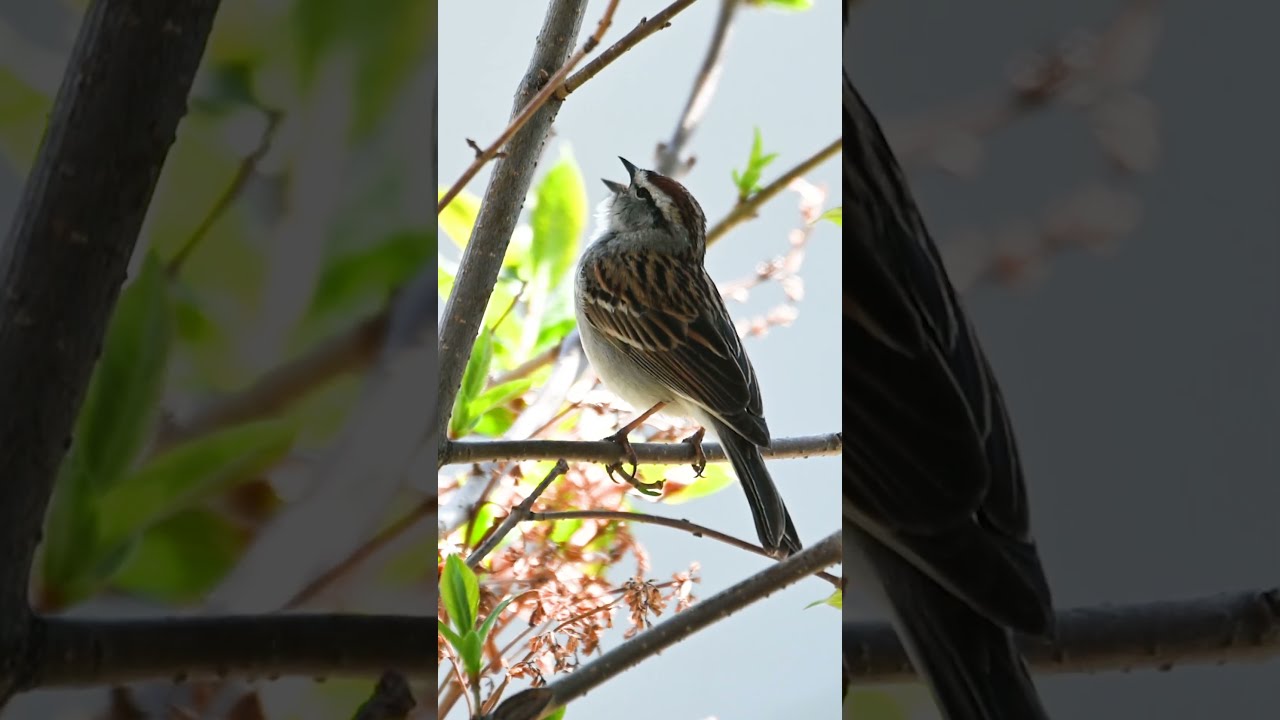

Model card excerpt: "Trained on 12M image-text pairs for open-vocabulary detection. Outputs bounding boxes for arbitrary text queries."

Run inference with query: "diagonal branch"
[706,137,842,246]
[0,0,223,705]
[485,530,843,719]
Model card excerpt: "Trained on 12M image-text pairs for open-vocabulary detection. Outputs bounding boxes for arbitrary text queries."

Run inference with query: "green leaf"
[476,595,516,643]
[663,464,734,505]
[732,128,779,199]
[819,206,842,227]
[450,331,494,437]
[751,0,815,10]
[70,252,174,492]
[39,450,100,608]
[437,187,482,248]
[545,708,567,720]
[472,406,517,438]
[806,588,842,610]
[440,554,479,633]
[95,419,296,551]
[111,508,246,601]
[466,502,500,547]
[310,230,434,318]
[460,630,484,679]
[437,618,465,651]
[529,148,587,290]
[461,378,532,435]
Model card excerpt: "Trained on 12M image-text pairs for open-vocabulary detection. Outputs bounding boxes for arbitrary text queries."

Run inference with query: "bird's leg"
[682,427,707,477]
[604,402,666,494]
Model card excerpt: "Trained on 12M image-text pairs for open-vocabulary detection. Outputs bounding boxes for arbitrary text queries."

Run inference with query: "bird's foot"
[682,427,707,477]
[603,428,664,496]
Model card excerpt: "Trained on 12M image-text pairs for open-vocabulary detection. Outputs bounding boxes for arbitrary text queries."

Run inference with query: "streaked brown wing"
[844,76,1050,631]
[578,247,769,446]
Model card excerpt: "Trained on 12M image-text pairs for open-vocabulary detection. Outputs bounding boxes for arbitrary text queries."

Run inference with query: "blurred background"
[1,0,433,717]
[438,0,841,718]
[850,0,1279,718]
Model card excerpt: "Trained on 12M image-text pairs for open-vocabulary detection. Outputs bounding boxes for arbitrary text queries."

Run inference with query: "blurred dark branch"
[20,615,429,688]
[0,0,221,706]
[845,588,1280,680]
[441,431,843,466]
[435,0,588,468]
[158,309,389,451]
[654,0,740,177]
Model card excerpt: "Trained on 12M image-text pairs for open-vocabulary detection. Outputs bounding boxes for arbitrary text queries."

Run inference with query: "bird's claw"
[683,427,707,477]
[603,429,664,496]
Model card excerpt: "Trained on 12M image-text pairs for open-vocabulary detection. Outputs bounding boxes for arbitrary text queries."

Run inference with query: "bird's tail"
[846,526,1050,720]
[713,420,802,557]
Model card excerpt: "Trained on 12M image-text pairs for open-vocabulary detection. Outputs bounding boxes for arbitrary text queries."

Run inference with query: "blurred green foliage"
[0,0,433,617]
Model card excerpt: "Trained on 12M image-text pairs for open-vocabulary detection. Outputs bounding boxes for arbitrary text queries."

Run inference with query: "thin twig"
[166,109,284,277]
[557,0,702,100]
[706,137,842,246]
[157,308,390,451]
[442,432,843,467]
[655,0,741,177]
[285,496,435,609]
[437,0,619,214]
[486,531,842,719]
[466,459,570,568]
[530,510,841,587]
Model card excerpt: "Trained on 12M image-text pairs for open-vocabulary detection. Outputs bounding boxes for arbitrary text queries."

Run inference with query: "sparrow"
[574,157,803,558]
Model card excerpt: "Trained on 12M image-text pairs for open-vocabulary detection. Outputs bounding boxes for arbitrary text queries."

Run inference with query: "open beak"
[602,157,639,194]
[619,156,638,180]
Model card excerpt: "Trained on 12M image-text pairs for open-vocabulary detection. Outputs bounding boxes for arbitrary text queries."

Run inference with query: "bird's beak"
[618,156,639,181]
[601,178,627,194]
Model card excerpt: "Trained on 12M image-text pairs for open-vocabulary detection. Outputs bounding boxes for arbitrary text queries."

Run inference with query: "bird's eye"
[635,186,652,202]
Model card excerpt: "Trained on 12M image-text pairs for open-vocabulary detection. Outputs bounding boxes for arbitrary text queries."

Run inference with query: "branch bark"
[844,588,1280,681]
[19,614,429,688]
[0,0,222,704]
[435,0,588,468]
[441,432,843,466]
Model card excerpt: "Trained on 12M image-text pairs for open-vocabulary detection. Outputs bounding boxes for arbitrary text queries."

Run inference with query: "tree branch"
[18,614,430,688]
[157,308,389,451]
[485,530,842,720]
[435,0,588,468]
[0,0,222,705]
[557,0,701,101]
[706,137,842,246]
[655,0,741,177]
[441,432,842,466]
[467,459,569,568]
[845,588,1280,681]
[530,510,841,587]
